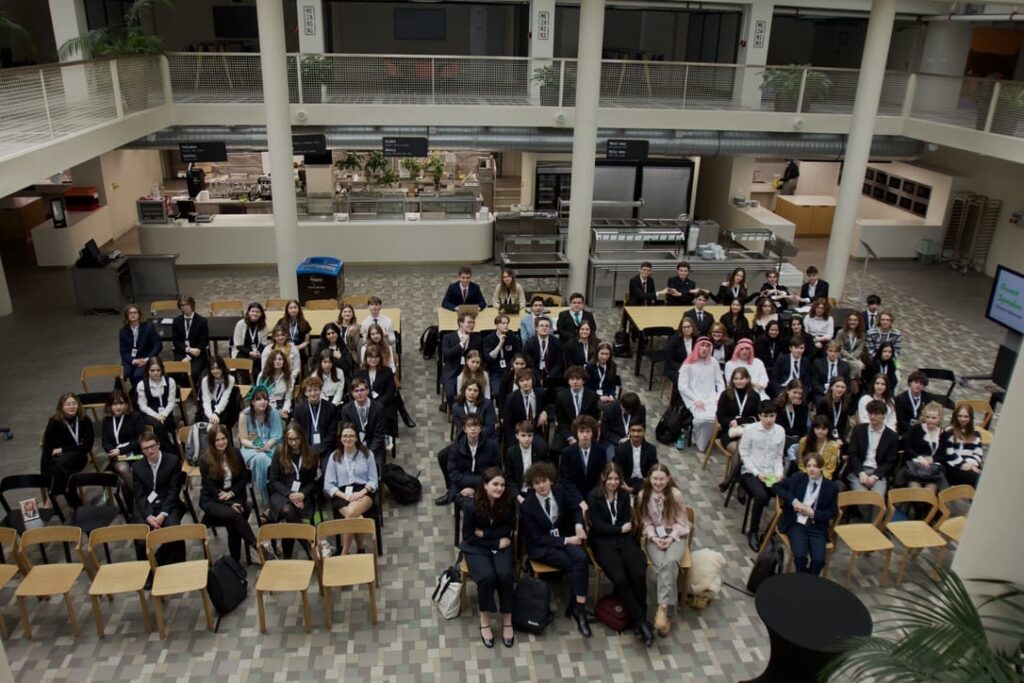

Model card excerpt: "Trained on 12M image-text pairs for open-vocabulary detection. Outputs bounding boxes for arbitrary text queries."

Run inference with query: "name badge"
[655,525,669,539]
[291,480,301,493]
[460,356,466,366]
[499,359,507,369]
[344,486,354,497]
[596,389,603,396]
[359,431,366,442]
[312,433,321,445]
[131,348,138,358]
[371,391,379,399]
[147,491,158,504]
[549,529,560,538]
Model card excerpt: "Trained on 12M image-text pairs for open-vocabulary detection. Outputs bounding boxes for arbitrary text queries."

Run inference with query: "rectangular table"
[624,304,748,376]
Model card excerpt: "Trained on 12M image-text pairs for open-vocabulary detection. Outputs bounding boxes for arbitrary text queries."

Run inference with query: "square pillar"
[296,0,326,54]
[529,0,556,103]
[735,2,774,110]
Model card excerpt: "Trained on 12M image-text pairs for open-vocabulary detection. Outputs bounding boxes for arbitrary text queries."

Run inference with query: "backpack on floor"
[746,539,785,594]
[512,575,553,635]
[382,463,422,505]
[612,330,632,358]
[183,421,210,466]
[432,556,463,620]
[595,594,632,633]
[420,325,439,359]
[655,407,685,445]
[207,555,248,629]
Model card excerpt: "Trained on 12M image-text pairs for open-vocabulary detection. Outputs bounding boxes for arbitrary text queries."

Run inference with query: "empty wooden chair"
[147,524,214,639]
[304,299,339,311]
[16,525,85,638]
[86,524,152,637]
[0,528,22,639]
[318,518,378,628]
[342,294,372,307]
[885,488,947,585]
[80,365,131,418]
[265,298,290,311]
[833,490,894,587]
[163,359,195,412]
[150,300,180,317]
[209,300,244,317]
[934,485,973,565]
[255,523,318,633]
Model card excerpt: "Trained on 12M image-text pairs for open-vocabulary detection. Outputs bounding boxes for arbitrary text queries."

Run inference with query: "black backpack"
[512,575,553,635]
[612,330,631,358]
[746,539,785,593]
[655,407,686,445]
[207,555,248,629]
[382,463,422,505]
[420,325,439,359]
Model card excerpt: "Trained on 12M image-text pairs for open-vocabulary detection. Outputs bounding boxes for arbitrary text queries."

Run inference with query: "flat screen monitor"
[176,200,196,217]
[213,6,258,39]
[985,265,1024,335]
[84,239,102,262]
[394,8,446,40]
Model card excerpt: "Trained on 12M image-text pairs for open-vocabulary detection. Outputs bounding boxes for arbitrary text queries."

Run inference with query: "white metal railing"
[0,55,165,158]
[910,72,1024,137]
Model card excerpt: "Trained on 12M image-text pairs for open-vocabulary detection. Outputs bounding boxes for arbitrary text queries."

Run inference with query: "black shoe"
[571,606,592,638]
[434,491,453,506]
[639,620,656,647]
[747,531,761,553]
[718,481,729,493]
[737,490,748,505]
[501,623,515,648]
[402,415,417,428]
[479,625,494,648]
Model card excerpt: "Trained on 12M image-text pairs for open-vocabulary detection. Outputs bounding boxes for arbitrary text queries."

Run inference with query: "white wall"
[98,149,163,240]
[868,161,954,226]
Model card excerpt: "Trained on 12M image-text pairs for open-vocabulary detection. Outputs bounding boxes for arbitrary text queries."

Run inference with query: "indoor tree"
[58,0,174,59]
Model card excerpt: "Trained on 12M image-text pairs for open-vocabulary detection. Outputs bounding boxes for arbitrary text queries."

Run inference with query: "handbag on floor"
[595,594,631,633]
[432,556,463,620]
[746,539,784,593]
[511,575,553,634]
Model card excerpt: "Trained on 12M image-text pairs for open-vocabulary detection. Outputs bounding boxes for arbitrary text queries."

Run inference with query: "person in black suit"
[441,266,488,311]
[100,390,149,490]
[612,421,658,493]
[520,462,592,637]
[757,269,793,312]
[770,337,812,398]
[810,341,851,404]
[119,303,163,388]
[715,267,751,306]
[451,380,499,446]
[171,295,209,384]
[588,463,654,646]
[501,369,550,455]
[482,314,522,398]
[799,266,830,305]
[665,261,710,307]
[557,415,603,503]
[562,320,599,369]
[460,468,517,649]
[628,261,667,306]
[683,293,715,337]
[504,420,551,501]
[440,312,483,403]
[716,367,761,489]
[550,366,601,456]
[599,392,646,459]
[352,346,398,433]
[556,292,598,343]
[522,317,563,382]
[756,320,785,369]
[199,423,257,563]
[338,378,388,462]
[448,415,502,510]
[131,431,185,564]
[846,400,899,516]
[292,377,339,467]
[267,424,320,557]
[42,393,94,499]
[773,453,838,575]
[894,370,937,435]
[861,294,882,332]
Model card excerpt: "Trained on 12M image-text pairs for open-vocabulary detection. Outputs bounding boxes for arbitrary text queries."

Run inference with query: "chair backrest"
[886,487,939,524]
[920,368,957,399]
[66,471,124,511]
[0,474,53,516]
[937,484,974,523]
[265,298,290,311]
[163,360,195,392]
[209,299,243,317]
[342,294,372,307]
[81,364,125,389]
[258,522,316,545]
[146,524,211,568]
[955,399,993,429]
[89,524,150,567]
[317,518,376,543]
[305,299,339,311]
[20,526,82,569]
[837,490,886,526]
[0,528,16,567]
[150,300,180,316]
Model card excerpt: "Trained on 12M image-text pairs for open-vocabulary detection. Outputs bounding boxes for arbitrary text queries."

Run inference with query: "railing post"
[795,68,808,113]
[431,57,436,104]
[159,54,174,105]
[110,60,124,118]
[558,59,566,107]
[295,56,304,104]
[682,64,689,109]
[39,70,54,139]
[984,80,1001,133]
[901,72,917,119]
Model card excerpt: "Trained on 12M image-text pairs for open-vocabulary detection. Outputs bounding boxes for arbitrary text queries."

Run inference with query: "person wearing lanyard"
[232,302,269,380]
[817,376,853,445]
[483,314,522,399]
[447,415,501,510]
[557,414,603,505]
[944,404,984,488]
[238,388,283,516]
[523,317,563,383]
[500,369,550,455]
[562,320,599,369]
[325,423,379,555]
[894,370,937,436]
[678,337,726,453]
[835,312,868,393]
[715,367,761,491]
[902,402,948,493]
[451,380,498,446]
[556,292,598,344]
[136,357,179,453]
[714,267,750,306]
[505,421,551,503]
[864,310,903,359]
[857,373,898,432]
[588,463,654,646]
[130,431,185,564]
[100,390,147,490]
[441,312,483,409]
[198,355,239,429]
[552,366,600,456]
[41,392,95,498]
[638,463,691,637]
[770,337,811,398]
[773,453,838,575]
[119,303,162,387]
[739,401,786,552]
[261,325,302,385]
[599,391,646,461]
[518,297,547,343]
[492,267,527,315]
[199,424,257,563]
[267,423,319,558]
[311,349,347,406]
[612,420,658,493]
[293,376,339,469]
[275,299,313,368]
[172,295,210,384]
[774,379,810,463]
[316,322,356,380]
[339,378,388,463]
[585,342,620,404]
[797,415,842,481]
[810,340,851,405]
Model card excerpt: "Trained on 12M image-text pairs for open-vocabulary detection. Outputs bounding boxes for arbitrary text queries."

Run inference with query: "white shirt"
[201,375,236,419]
[631,444,642,478]
[739,423,786,479]
[359,312,396,345]
[538,493,558,524]
[137,377,178,420]
[864,425,885,470]
[519,448,532,490]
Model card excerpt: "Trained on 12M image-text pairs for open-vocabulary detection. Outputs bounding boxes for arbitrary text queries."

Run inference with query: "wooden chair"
[884,488,947,585]
[317,518,378,628]
[700,423,728,471]
[65,472,129,555]
[0,528,22,639]
[832,490,893,587]
[265,298,290,311]
[224,357,254,385]
[531,292,563,306]
[676,506,696,607]
[342,294,372,307]
[934,485,974,565]
[80,365,132,418]
[209,299,244,317]
[255,523,318,633]
[86,524,152,637]
[175,426,202,525]
[955,399,993,430]
[758,497,835,577]
[16,525,85,638]
[163,359,196,412]
[304,299,339,311]
[150,300,180,317]
[147,524,214,639]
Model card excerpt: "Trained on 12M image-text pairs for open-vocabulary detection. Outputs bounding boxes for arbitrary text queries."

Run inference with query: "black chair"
[920,368,956,400]
[65,471,129,564]
[0,474,67,562]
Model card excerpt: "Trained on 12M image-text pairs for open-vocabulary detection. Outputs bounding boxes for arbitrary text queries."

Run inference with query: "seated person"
[708,323,733,371]
[459,468,517,649]
[131,431,185,564]
[716,367,761,490]
[751,296,779,338]
[519,462,592,637]
[440,313,483,404]
[683,293,714,337]
[770,337,811,398]
[857,373,898,431]
[944,403,984,488]
[677,337,725,452]
[804,298,835,354]
[612,420,658,494]
[902,402,948,493]
[894,370,937,435]
[757,269,793,312]
[846,400,899,516]
[353,346,398,433]
[562,320,599,369]
[199,424,257,563]
[817,377,853,444]
[258,349,294,420]
[449,349,489,407]
[600,392,646,459]
[637,463,690,638]
[715,267,751,307]
[493,267,527,314]
[775,380,810,459]
[557,415,602,503]
[772,453,838,575]
[588,463,654,646]
[136,357,179,453]
[522,317,563,383]
[315,322,356,380]
[810,340,851,405]
[238,388,282,514]
[666,317,698,381]
[835,312,867,389]
[232,303,269,378]
[556,292,598,343]
[586,342,621,404]
[359,296,396,346]
[324,423,379,554]
[864,310,903,359]
[442,265,488,311]
[786,317,817,361]
[292,376,340,467]
[862,294,882,331]
[628,261,668,306]
[451,380,498,446]
[797,415,843,481]
[799,266,829,305]
[495,354,530,418]
[276,299,313,369]
[267,424,319,557]
[311,350,346,406]
[197,355,240,429]
[720,299,752,343]
[119,304,162,387]
[100,390,147,491]
[740,401,786,551]
[725,339,769,399]
[551,366,600,454]
[864,342,899,395]
[505,421,551,503]
[501,369,550,454]
[483,314,522,398]
[339,378,388,463]
[447,415,501,510]
[755,320,785,370]
[518,296,548,344]
[172,295,209,383]
[665,261,709,307]
[260,324,301,384]
[42,392,94,499]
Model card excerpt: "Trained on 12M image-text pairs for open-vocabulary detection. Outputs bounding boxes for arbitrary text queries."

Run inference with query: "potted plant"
[821,566,1024,682]
[991,83,1024,136]
[335,152,362,179]
[362,151,388,183]
[400,157,423,180]
[425,155,445,190]
[760,65,832,112]
[532,65,559,106]
[375,167,400,188]
[58,0,173,58]
[300,55,333,103]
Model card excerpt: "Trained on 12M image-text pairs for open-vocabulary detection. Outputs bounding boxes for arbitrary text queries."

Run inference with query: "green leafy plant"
[375,167,400,188]
[400,158,423,177]
[335,152,362,174]
[362,151,388,179]
[821,566,1024,682]
[425,155,444,185]
[59,0,174,59]
[760,65,832,111]
[532,65,558,87]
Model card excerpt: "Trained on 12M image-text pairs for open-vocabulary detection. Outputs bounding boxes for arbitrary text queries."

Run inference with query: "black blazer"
[339,399,388,459]
[612,440,658,490]
[459,505,515,555]
[557,443,604,500]
[119,322,162,372]
[585,362,620,398]
[267,453,319,503]
[199,456,251,510]
[131,452,184,521]
[171,314,210,362]
[100,411,148,457]
[520,484,584,554]
[904,424,949,462]
[441,281,487,311]
[862,310,880,332]
[440,332,484,386]
[666,334,695,379]
[816,398,853,442]
[776,403,810,440]
[501,388,551,448]
[42,416,95,464]
[587,489,636,540]
[756,335,785,369]
[715,284,751,306]
[600,401,647,447]
[864,359,898,390]
[553,387,601,442]
[774,472,838,534]
[683,308,714,337]
[720,312,752,341]
[523,335,563,381]
[665,276,700,307]
[292,399,339,460]
[800,280,830,303]
[715,389,760,446]
[504,442,551,494]
[447,434,502,493]
[810,358,851,402]
[758,283,792,311]
[894,390,937,435]
[771,353,812,395]
[352,367,397,406]
[556,309,598,343]
[628,275,658,306]
[562,340,597,369]
[482,330,522,375]
[451,399,498,443]
[847,423,899,479]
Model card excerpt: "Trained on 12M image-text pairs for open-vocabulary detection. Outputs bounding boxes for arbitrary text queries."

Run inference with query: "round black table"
[744,573,872,683]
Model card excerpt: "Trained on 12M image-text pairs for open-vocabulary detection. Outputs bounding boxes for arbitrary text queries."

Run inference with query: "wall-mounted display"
[863,167,932,218]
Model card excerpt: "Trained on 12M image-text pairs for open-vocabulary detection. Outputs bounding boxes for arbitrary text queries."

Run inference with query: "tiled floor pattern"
[0,250,1004,681]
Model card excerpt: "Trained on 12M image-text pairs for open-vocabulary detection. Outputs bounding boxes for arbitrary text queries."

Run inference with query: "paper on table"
[160,318,174,325]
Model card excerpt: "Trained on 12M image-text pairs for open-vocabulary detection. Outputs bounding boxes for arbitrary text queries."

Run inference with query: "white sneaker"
[319,540,334,559]
[261,541,278,562]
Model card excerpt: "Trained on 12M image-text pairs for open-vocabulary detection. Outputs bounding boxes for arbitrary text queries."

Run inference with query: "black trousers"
[529,543,589,599]
[465,548,515,613]
[202,501,256,562]
[269,492,314,558]
[40,450,87,496]
[592,536,648,624]
[134,509,186,564]
[741,473,776,535]
[437,446,452,491]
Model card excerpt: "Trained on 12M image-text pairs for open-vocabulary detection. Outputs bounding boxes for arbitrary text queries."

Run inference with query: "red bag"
[595,594,632,633]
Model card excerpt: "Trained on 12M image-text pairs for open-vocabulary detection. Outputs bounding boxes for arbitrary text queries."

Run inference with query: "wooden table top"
[267,308,402,335]
[624,305,749,331]
[437,307,569,333]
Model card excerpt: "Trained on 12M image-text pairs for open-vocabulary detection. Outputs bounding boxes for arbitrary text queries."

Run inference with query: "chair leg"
[18,596,31,639]
[200,589,214,631]
[323,586,333,629]
[844,553,856,587]
[592,569,601,605]
[301,591,312,634]
[0,612,7,640]
[137,590,153,633]
[458,576,467,615]
[880,549,892,587]
[91,594,105,638]
[896,548,910,586]
[154,595,167,639]
[368,583,378,625]
[257,590,267,633]
[64,592,79,637]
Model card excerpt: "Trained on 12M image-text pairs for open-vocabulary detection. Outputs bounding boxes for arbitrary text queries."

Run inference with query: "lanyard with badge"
[736,393,748,420]
[608,497,618,525]
[184,317,193,344]
[832,404,842,438]
[248,325,260,349]
[909,393,922,420]
[112,415,127,450]
[290,321,299,344]
[309,401,322,445]
[131,326,139,357]
[66,418,80,446]
[253,417,268,448]
[290,456,302,493]
[213,380,225,404]
[595,365,607,394]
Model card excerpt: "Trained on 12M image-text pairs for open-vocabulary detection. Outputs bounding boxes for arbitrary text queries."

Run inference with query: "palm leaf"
[0,11,31,43]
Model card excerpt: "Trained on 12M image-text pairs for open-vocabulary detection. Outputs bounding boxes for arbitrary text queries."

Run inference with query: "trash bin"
[915,239,939,265]
[296,257,344,305]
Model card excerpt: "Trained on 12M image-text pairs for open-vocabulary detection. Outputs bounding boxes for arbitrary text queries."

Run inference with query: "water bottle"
[676,433,687,449]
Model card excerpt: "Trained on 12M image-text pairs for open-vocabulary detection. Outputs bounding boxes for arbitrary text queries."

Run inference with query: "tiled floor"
[0,236,1004,681]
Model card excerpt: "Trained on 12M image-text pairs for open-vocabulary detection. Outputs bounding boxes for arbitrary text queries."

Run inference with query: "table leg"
[634,331,646,376]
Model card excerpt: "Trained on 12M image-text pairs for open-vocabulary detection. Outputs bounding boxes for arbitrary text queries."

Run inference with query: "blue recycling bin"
[296,256,345,305]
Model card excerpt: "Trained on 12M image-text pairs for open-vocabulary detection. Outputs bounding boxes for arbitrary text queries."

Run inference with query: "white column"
[916,21,973,117]
[823,0,896,303]
[296,0,326,54]
[0,256,12,317]
[529,0,556,103]
[735,2,774,109]
[258,0,300,299]
[48,0,88,58]
[520,152,537,207]
[565,0,604,297]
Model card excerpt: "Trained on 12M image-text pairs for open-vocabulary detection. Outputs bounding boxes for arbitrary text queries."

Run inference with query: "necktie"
[828,362,836,380]
[574,392,581,414]
[373,317,378,326]
[582,448,589,469]
[544,496,553,522]
[462,287,468,302]
[526,395,534,421]
[810,480,819,497]
[869,313,875,328]
[792,359,798,379]
[610,498,617,522]
[540,340,547,359]
[534,316,540,331]
[698,311,704,324]
[358,405,367,425]
[574,312,580,325]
